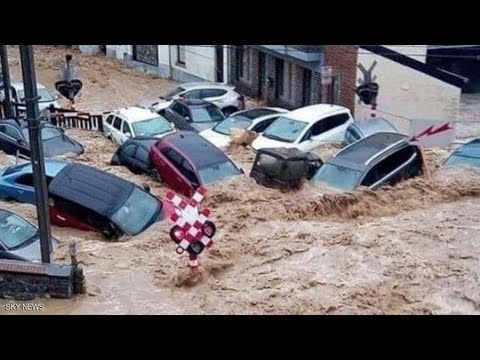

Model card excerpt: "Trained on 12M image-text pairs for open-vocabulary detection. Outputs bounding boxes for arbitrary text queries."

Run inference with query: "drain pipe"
[168,45,173,80]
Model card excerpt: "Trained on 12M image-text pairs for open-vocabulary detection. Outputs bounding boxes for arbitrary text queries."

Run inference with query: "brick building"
[228,45,358,111]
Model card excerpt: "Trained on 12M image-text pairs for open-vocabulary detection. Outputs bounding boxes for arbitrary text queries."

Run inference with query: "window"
[181,160,199,185]
[183,90,202,100]
[171,102,189,117]
[113,117,122,131]
[345,127,362,145]
[106,115,115,125]
[201,89,227,98]
[235,47,244,81]
[123,144,137,157]
[275,59,284,98]
[0,211,37,250]
[161,148,184,170]
[242,48,251,80]
[305,114,351,140]
[282,63,294,100]
[0,124,23,141]
[252,118,278,133]
[135,147,150,164]
[133,45,159,67]
[15,174,34,187]
[190,105,225,123]
[177,45,186,66]
[122,121,132,135]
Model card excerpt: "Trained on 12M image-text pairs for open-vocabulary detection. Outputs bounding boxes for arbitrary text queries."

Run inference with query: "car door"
[103,114,116,138]
[299,113,352,151]
[0,123,29,156]
[164,102,190,131]
[120,120,133,145]
[110,116,124,145]
[134,145,153,174]
[119,143,140,173]
[200,89,228,108]
[11,173,36,203]
[158,147,195,196]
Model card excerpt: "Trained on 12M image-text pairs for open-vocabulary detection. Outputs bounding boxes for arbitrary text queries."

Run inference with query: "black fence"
[0,101,103,132]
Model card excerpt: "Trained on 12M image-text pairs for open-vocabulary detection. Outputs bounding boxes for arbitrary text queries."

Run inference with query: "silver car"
[139,82,246,116]
[344,117,399,146]
[0,209,56,263]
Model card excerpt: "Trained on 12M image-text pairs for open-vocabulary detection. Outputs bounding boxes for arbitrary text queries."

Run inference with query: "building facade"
[105,45,229,83]
[228,45,358,111]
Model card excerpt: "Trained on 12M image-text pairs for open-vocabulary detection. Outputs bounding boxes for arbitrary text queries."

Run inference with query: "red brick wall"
[323,45,358,110]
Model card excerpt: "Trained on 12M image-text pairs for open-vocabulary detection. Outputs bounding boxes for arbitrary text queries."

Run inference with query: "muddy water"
[1,46,480,315]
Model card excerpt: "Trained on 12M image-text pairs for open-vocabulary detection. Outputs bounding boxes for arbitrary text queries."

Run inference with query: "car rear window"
[191,105,225,123]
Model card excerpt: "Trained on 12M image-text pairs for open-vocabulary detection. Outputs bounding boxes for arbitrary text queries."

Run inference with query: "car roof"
[285,104,350,124]
[3,160,69,177]
[161,131,233,168]
[113,107,161,122]
[349,118,398,137]
[48,163,136,217]
[453,138,480,158]
[175,99,215,107]
[329,132,410,172]
[10,82,48,91]
[181,82,235,90]
[122,137,160,150]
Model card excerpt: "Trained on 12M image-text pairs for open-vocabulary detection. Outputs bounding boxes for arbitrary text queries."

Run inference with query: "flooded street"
[1,46,480,315]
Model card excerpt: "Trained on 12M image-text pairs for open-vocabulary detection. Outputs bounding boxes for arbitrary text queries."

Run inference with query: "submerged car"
[444,138,480,169]
[344,117,399,145]
[0,119,84,158]
[0,82,60,113]
[0,208,54,263]
[103,107,176,146]
[110,137,160,175]
[138,82,246,116]
[0,161,169,238]
[150,131,244,197]
[252,104,354,152]
[200,107,288,149]
[312,133,424,192]
[161,99,226,133]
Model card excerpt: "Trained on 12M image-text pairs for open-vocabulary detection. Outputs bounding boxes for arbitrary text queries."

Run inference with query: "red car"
[149,131,244,197]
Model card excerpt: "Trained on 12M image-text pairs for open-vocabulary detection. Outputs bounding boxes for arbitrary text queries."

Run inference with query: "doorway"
[215,45,224,83]
[258,52,267,99]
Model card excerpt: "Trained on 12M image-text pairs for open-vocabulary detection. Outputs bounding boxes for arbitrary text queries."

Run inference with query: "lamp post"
[0,45,14,118]
[19,45,52,263]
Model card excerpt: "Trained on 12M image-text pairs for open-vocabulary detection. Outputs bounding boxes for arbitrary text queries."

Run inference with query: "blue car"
[0,160,68,204]
[444,139,480,169]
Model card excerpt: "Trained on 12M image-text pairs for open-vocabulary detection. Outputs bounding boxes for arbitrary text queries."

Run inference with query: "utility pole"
[0,45,14,118]
[19,45,52,263]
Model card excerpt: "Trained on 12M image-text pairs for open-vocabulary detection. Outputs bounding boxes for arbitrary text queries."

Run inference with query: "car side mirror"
[125,132,132,138]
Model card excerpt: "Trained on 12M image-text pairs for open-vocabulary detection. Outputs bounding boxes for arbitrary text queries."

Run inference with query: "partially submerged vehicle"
[343,118,399,146]
[444,138,480,169]
[312,133,424,192]
[0,119,84,158]
[110,137,160,175]
[251,148,323,190]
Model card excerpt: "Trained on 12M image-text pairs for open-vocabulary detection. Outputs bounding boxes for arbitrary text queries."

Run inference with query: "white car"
[251,104,354,152]
[200,107,288,149]
[103,107,176,146]
[0,82,60,113]
[138,82,246,116]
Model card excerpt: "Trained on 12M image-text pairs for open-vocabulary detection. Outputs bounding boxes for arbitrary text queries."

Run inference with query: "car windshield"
[263,117,308,143]
[191,106,225,123]
[110,188,161,236]
[312,163,362,192]
[22,127,63,143]
[161,86,185,100]
[132,116,173,137]
[445,155,480,169]
[18,88,55,103]
[198,160,242,185]
[213,115,252,135]
[0,211,38,250]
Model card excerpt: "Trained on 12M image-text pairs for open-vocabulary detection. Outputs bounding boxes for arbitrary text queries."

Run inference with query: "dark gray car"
[0,119,84,158]
[312,132,424,192]
[0,208,55,263]
[161,99,226,133]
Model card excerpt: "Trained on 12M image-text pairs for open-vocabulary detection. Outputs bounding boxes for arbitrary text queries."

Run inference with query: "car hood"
[251,135,296,151]
[200,129,231,149]
[9,237,59,263]
[43,135,84,158]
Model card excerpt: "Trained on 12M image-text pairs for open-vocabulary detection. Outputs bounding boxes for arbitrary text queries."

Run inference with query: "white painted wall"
[384,45,428,63]
[168,45,216,82]
[106,45,132,60]
[355,49,462,126]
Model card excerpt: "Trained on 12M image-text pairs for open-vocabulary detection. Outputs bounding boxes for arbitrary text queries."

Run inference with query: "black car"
[110,137,159,175]
[161,99,226,133]
[312,132,424,192]
[0,119,84,158]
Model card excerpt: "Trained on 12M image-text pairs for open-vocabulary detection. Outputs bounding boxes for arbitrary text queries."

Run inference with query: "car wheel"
[102,223,120,241]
